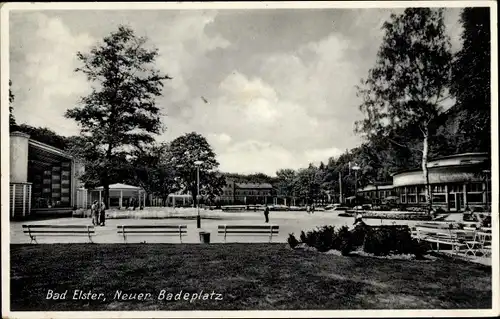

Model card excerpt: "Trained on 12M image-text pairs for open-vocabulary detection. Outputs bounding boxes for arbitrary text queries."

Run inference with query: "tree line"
[9,8,490,207]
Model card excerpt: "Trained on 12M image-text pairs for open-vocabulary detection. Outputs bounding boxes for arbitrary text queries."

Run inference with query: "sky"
[8,7,463,176]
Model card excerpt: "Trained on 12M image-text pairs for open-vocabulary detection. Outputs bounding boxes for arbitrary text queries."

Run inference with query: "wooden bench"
[117,225,187,243]
[22,225,95,244]
[218,225,279,243]
[415,226,470,254]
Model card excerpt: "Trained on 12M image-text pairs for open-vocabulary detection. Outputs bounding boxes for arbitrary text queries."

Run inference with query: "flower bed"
[288,223,430,258]
[340,210,432,221]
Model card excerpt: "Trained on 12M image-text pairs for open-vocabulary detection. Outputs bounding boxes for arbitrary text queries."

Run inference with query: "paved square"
[11,208,420,244]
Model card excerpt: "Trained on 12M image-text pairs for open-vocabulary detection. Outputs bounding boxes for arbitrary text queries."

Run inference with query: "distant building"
[358,152,491,212]
[218,179,274,205]
[357,184,396,203]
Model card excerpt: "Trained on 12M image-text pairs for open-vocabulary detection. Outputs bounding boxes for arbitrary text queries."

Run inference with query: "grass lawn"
[10,244,491,311]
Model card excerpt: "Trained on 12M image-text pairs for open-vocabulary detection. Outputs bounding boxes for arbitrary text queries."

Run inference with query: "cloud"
[9,8,464,176]
[10,12,95,135]
[150,11,231,103]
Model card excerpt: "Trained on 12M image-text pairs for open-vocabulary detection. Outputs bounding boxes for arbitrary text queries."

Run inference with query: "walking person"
[99,200,106,226]
[91,200,98,226]
[264,204,270,223]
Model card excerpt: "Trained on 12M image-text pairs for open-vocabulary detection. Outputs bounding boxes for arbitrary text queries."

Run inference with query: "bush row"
[339,212,432,221]
[288,223,429,258]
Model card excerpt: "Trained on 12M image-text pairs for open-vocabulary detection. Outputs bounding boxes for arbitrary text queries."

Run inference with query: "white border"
[1,1,498,319]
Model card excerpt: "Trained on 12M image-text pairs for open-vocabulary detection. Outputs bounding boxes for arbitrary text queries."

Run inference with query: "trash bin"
[199,232,211,244]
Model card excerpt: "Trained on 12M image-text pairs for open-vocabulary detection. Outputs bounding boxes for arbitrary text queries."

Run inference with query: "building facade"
[357,184,397,203]
[217,179,274,205]
[358,153,491,212]
[10,131,85,218]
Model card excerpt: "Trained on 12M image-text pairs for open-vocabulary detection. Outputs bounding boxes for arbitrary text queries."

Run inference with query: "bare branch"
[386,136,424,154]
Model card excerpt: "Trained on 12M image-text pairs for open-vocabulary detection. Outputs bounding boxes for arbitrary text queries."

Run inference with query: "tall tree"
[168,132,225,205]
[130,143,180,205]
[9,80,16,128]
[65,26,171,206]
[451,7,491,153]
[355,8,452,212]
[294,165,322,205]
[275,168,297,203]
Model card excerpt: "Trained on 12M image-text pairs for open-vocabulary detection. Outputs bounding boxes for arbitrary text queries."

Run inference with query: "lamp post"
[194,160,203,228]
[351,163,361,209]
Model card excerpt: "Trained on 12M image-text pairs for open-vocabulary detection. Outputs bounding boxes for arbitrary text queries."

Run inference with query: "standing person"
[99,200,106,226]
[91,200,98,226]
[264,204,270,223]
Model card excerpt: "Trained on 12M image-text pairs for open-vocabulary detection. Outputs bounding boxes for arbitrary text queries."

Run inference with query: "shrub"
[287,233,299,249]
[296,224,426,258]
[303,230,317,247]
[300,231,307,243]
[313,226,336,252]
[411,238,430,259]
[363,226,416,256]
[363,228,392,256]
[336,226,355,256]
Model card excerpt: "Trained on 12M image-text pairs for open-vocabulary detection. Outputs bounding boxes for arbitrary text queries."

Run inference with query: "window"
[432,185,446,193]
[467,193,483,203]
[407,195,417,203]
[467,183,483,193]
[401,194,407,203]
[449,184,462,193]
[407,186,417,194]
[419,195,427,203]
[432,194,446,203]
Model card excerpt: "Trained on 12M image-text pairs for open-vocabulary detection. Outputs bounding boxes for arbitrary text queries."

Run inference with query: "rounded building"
[391,153,491,212]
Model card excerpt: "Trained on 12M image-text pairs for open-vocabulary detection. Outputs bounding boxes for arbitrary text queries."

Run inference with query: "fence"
[10,183,32,218]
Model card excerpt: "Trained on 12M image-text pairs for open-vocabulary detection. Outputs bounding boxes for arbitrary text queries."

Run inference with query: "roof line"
[29,139,73,159]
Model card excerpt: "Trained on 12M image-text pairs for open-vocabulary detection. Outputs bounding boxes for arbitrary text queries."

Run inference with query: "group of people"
[91,200,106,226]
[306,204,316,214]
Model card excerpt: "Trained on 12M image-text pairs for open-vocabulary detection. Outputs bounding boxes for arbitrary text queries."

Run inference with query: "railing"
[10,183,32,218]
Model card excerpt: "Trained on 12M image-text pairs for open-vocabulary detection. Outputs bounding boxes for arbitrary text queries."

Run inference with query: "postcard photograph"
[1,1,498,318]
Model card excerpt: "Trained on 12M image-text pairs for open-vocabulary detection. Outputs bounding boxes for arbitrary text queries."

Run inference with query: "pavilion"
[91,183,146,209]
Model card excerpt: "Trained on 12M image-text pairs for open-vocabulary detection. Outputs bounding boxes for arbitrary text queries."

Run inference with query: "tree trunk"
[104,184,110,209]
[422,128,432,215]
[191,187,198,207]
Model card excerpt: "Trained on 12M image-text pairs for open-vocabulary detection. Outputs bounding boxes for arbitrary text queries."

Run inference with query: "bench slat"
[23,225,94,229]
[117,231,187,234]
[117,225,186,229]
[22,230,95,234]
[218,231,279,235]
[217,225,279,230]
